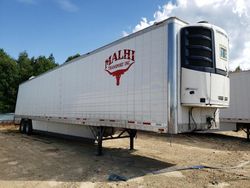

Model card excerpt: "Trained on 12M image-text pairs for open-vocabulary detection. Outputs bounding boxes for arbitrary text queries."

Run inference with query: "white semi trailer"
[220,71,250,140]
[15,17,230,154]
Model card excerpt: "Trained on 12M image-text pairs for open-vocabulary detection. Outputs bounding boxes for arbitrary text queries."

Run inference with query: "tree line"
[0,49,58,113]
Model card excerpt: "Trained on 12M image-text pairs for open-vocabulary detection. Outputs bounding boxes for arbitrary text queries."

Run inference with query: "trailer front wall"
[15,23,169,131]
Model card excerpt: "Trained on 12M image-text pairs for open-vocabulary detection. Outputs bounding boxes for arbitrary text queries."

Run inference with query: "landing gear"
[127,129,137,150]
[96,127,105,156]
[95,127,137,156]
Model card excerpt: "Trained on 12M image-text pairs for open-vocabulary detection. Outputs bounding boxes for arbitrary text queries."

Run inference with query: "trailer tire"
[25,120,33,135]
[19,120,26,134]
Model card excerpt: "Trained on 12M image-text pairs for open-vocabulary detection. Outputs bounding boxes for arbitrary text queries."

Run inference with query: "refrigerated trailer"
[220,71,250,140]
[15,17,230,154]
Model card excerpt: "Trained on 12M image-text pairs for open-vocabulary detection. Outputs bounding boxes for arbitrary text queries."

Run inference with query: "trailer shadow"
[142,131,250,152]
[1,125,249,184]
[0,127,174,182]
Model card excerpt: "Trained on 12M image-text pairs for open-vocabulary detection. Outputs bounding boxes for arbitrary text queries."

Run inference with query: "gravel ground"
[0,124,249,188]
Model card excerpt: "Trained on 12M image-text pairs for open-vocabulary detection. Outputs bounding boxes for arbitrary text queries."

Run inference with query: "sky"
[0,0,249,70]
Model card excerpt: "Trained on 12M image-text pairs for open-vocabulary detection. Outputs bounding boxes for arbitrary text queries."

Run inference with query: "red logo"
[105,49,135,86]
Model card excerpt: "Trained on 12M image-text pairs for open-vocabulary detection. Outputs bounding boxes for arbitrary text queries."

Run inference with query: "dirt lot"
[0,124,249,188]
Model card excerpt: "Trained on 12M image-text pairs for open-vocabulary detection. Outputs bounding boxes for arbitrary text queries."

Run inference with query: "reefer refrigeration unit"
[220,71,250,140]
[15,17,230,154]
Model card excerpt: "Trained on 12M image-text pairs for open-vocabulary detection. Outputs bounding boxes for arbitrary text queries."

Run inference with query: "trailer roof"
[64,17,187,64]
[20,17,188,86]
